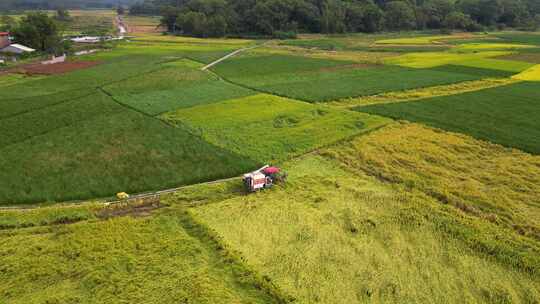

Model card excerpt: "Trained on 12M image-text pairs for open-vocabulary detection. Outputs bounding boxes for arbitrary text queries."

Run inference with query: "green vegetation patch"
[357,82,540,154]
[0,88,95,119]
[449,58,534,73]
[0,55,166,100]
[103,61,255,115]
[0,213,275,303]
[0,91,123,147]
[162,94,389,162]
[495,32,540,46]
[212,53,354,78]
[497,52,540,64]
[0,109,256,204]
[213,53,498,102]
[192,155,540,303]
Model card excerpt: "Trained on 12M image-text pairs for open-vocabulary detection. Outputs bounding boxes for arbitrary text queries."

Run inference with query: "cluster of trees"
[129,0,540,37]
[1,12,71,54]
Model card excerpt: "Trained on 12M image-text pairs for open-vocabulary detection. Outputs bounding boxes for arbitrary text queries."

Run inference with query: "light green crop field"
[2,29,540,303]
[161,94,390,162]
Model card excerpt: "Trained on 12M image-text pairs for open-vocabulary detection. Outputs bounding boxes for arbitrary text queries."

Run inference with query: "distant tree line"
[0,0,139,11]
[128,0,540,37]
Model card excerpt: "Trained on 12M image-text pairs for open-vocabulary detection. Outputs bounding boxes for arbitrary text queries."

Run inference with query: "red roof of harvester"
[264,167,280,174]
[0,32,9,36]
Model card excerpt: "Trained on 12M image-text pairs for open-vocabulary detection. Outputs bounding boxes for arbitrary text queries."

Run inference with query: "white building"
[0,43,36,55]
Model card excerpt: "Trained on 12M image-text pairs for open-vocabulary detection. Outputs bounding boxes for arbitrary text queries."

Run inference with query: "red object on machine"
[264,167,280,175]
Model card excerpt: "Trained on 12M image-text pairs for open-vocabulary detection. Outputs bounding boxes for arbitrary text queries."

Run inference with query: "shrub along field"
[161,94,390,162]
[357,81,540,154]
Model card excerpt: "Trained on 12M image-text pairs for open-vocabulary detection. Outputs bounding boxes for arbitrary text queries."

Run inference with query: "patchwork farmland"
[1,14,540,303]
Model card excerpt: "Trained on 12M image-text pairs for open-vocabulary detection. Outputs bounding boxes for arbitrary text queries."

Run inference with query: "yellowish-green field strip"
[323,122,540,239]
[513,64,540,81]
[0,211,281,304]
[255,46,398,64]
[455,43,535,51]
[191,154,540,304]
[329,78,519,108]
[375,33,483,45]
[384,50,513,68]
[161,94,390,163]
[133,34,254,46]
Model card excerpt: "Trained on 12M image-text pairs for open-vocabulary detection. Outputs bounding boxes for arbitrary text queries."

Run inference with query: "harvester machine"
[243,165,287,192]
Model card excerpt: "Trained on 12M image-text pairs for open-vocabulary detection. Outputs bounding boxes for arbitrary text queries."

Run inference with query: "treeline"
[0,0,138,11]
[129,0,540,37]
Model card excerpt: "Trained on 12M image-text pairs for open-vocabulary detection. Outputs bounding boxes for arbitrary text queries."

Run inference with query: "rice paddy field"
[2,23,540,303]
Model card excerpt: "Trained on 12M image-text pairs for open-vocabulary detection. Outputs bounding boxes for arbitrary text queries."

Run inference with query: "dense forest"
[129,0,540,37]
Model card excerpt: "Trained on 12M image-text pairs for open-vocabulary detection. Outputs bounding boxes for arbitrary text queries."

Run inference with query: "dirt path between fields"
[201,44,261,71]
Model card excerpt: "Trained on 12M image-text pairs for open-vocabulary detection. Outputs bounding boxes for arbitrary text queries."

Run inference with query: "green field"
[212,52,507,102]
[2,29,540,303]
[162,94,389,162]
[103,59,255,115]
[0,109,256,204]
[357,82,540,154]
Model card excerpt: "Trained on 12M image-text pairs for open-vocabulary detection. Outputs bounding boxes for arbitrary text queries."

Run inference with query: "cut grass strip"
[329,78,519,108]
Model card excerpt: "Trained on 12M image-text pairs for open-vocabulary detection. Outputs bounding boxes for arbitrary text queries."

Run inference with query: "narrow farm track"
[201,44,262,70]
